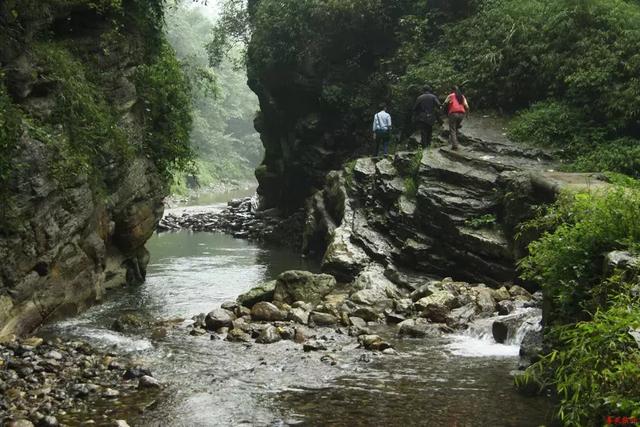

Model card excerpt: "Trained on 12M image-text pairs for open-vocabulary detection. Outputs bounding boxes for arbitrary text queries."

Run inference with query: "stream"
[41,194,554,426]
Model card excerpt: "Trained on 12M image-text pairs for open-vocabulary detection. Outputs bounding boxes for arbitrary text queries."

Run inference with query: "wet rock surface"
[0,336,158,426]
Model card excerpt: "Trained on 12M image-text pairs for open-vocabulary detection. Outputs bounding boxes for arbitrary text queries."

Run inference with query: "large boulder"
[251,302,286,321]
[474,287,497,315]
[237,281,276,307]
[273,271,337,305]
[398,318,442,338]
[414,290,457,321]
[309,311,338,327]
[204,309,236,331]
[519,328,544,366]
[349,266,399,312]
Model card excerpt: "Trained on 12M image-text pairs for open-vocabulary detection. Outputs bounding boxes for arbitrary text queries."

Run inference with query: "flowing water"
[42,199,553,426]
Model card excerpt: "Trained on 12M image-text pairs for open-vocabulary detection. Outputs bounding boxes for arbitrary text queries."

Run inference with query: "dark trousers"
[375,131,391,156]
[420,123,434,148]
[448,113,465,148]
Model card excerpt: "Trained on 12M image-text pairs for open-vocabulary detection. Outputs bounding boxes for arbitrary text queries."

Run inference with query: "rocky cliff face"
[303,129,607,289]
[0,1,169,336]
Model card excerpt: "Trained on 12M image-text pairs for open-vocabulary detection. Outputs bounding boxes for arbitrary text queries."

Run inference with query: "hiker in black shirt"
[413,86,441,148]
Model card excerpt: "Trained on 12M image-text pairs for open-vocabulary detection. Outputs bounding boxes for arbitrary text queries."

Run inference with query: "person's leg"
[375,134,380,156]
[420,125,427,148]
[383,132,390,155]
[448,115,457,149]
[425,123,433,148]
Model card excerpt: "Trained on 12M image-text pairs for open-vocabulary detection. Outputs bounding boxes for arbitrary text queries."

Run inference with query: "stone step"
[420,149,498,191]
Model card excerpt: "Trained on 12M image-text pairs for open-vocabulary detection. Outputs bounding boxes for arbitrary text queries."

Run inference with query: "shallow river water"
[43,200,553,426]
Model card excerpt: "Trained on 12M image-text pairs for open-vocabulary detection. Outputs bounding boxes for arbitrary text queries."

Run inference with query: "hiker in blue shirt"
[372,104,392,156]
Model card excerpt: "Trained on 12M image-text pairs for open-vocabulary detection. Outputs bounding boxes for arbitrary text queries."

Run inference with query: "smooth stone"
[204,309,236,331]
[398,318,442,338]
[237,281,276,307]
[138,375,161,389]
[303,341,327,352]
[251,302,286,322]
[358,334,392,351]
[309,312,338,326]
[255,325,281,344]
[289,307,310,325]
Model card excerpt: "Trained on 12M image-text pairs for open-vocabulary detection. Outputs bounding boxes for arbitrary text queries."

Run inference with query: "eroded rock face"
[0,2,167,337]
[303,130,607,289]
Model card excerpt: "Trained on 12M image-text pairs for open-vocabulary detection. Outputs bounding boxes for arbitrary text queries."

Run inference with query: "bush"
[31,43,132,185]
[519,188,640,324]
[569,138,640,178]
[518,292,640,427]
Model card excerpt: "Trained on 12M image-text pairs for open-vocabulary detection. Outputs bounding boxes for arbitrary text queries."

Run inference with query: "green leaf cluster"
[518,291,640,427]
[519,188,640,324]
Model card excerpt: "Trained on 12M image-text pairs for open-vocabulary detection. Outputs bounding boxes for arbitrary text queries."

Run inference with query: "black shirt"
[414,92,441,113]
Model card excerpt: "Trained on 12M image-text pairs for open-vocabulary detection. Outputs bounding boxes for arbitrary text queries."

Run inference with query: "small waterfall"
[447,307,542,357]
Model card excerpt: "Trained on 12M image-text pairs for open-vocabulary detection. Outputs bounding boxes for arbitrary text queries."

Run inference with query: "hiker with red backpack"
[444,86,469,150]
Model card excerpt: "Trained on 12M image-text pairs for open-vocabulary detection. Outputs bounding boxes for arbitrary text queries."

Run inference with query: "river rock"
[492,286,511,302]
[409,282,438,302]
[37,416,59,427]
[251,302,286,321]
[474,288,496,315]
[497,300,516,315]
[114,421,130,427]
[256,325,281,344]
[273,271,337,304]
[398,319,442,338]
[445,304,476,328]
[349,317,367,329]
[123,366,152,380]
[351,306,380,322]
[221,301,238,312]
[519,328,543,365]
[204,309,236,331]
[303,340,327,352]
[9,421,34,427]
[508,285,532,300]
[226,328,252,343]
[237,281,276,307]
[358,335,392,351]
[492,320,510,343]
[111,314,145,333]
[138,375,161,389]
[309,312,338,327]
[384,309,406,324]
[394,298,413,314]
[289,307,310,325]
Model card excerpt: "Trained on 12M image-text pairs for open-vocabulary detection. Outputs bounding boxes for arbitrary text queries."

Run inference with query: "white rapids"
[447,307,542,358]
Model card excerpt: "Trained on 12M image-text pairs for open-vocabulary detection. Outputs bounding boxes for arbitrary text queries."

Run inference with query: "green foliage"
[465,214,497,230]
[31,43,132,184]
[404,176,417,199]
[569,138,640,178]
[518,292,640,427]
[135,41,194,179]
[519,188,640,324]
[0,77,22,188]
[508,101,598,149]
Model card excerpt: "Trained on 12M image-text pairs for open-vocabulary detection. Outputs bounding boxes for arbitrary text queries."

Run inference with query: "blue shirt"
[373,110,392,131]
